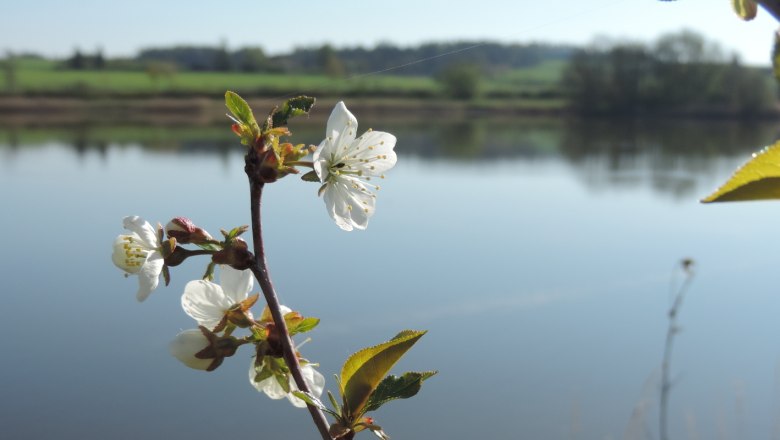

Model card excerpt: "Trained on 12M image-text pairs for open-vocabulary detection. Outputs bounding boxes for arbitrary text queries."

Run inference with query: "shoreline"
[0,96,777,125]
[0,96,567,125]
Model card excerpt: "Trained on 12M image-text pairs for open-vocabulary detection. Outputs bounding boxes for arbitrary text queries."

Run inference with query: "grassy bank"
[2,58,565,99]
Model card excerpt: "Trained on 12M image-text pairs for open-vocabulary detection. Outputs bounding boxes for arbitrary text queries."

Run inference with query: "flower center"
[114,235,150,273]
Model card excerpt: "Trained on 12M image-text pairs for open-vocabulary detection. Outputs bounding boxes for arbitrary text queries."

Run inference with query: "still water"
[2,116,780,440]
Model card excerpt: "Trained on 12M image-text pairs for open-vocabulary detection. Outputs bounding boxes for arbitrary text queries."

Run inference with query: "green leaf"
[195,242,222,252]
[340,330,427,418]
[276,373,291,393]
[251,364,274,384]
[732,0,758,20]
[289,317,320,335]
[225,91,256,126]
[291,391,341,418]
[363,371,437,413]
[271,96,316,128]
[202,261,216,281]
[702,141,780,202]
[221,225,249,240]
[327,390,342,415]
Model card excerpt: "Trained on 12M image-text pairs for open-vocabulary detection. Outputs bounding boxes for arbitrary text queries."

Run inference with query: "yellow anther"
[347,205,353,211]
[368,146,374,150]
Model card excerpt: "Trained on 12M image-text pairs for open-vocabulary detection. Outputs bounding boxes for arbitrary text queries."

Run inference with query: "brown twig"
[758,0,780,21]
[246,175,333,440]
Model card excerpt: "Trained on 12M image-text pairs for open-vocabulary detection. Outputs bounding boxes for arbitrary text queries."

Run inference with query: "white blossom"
[181,265,254,330]
[112,215,164,302]
[249,359,325,408]
[313,102,397,231]
[168,329,213,371]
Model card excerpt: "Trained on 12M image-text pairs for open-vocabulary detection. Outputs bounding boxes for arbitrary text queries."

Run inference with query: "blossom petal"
[169,329,213,370]
[181,280,233,329]
[219,265,253,304]
[112,234,144,274]
[350,131,398,175]
[136,251,163,302]
[123,216,159,249]
[323,177,376,231]
[326,101,358,149]
[312,139,331,182]
[249,361,288,400]
[287,364,326,408]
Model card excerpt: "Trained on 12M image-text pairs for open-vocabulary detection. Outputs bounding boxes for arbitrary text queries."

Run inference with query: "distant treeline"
[561,31,774,116]
[62,42,574,76]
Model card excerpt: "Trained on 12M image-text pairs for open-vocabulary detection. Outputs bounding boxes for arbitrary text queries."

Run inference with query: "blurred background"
[4,1,780,439]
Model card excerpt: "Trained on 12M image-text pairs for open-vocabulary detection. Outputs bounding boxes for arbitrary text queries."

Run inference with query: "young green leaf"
[221,225,249,240]
[732,0,758,20]
[225,91,256,126]
[272,96,316,128]
[340,330,427,418]
[251,364,274,384]
[701,141,780,202]
[327,390,343,415]
[275,373,291,393]
[291,391,342,418]
[289,317,320,335]
[363,371,437,413]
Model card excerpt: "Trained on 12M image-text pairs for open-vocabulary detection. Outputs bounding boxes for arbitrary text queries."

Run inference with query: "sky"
[1,0,778,66]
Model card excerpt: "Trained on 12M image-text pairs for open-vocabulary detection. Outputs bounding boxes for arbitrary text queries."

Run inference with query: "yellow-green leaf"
[732,0,758,20]
[340,330,426,418]
[702,141,780,202]
[225,91,255,126]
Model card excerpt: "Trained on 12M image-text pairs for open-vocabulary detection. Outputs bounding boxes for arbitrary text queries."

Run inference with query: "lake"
[2,114,780,440]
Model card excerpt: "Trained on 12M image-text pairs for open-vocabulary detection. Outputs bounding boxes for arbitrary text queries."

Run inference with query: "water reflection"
[4,116,780,440]
[3,117,778,200]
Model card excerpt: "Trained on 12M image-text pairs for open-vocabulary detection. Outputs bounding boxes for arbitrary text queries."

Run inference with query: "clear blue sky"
[1,0,778,65]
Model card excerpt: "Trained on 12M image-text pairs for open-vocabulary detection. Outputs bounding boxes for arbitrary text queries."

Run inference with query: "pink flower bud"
[166,217,213,245]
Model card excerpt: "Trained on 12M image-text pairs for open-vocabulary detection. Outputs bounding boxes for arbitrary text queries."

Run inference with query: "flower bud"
[245,143,282,184]
[259,149,281,183]
[169,329,214,371]
[166,217,213,245]
[212,237,253,270]
[169,327,241,372]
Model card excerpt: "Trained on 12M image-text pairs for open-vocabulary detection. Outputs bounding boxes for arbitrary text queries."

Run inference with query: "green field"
[4,58,566,99]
